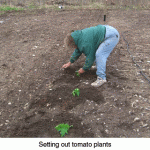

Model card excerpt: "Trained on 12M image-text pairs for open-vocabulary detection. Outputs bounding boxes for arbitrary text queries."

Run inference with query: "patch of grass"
[52,5,62,11]
[0,1,149,15]
[0,5,24,12]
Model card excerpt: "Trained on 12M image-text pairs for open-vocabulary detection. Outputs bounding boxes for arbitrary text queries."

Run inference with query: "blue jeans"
[95,25,120,80]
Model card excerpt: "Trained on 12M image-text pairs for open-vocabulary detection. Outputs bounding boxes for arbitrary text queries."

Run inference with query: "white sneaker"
[91,65,97,70]
[91,77,107,87]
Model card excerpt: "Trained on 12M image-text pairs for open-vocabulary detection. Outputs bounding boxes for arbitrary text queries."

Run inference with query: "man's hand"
[78,68,85,74]
[62,62,71,69]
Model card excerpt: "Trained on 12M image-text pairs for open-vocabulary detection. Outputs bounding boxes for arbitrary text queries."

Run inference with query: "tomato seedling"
[72,88,80,97]
[55,123,73,137]
[75,70,80,77]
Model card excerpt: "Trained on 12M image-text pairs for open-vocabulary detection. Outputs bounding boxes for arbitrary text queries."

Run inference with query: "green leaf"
[72,88,80,97]
[55,123,73,137]
[75,88,79,92]
[75,70,80,77]
[60,128,68,137]
[72,91,75,96]
[76,91,80,96]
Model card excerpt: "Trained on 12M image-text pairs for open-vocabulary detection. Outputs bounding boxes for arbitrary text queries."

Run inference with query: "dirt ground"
[0,8,150,137]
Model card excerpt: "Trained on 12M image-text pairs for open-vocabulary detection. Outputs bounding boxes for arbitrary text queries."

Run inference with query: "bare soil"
[0,8,150,137]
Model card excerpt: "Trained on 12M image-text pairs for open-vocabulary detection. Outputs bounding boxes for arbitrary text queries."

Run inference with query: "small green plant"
[0,5,24,12]
[72,88,80,97]
[75,70,80,77]
[55,123,73,137]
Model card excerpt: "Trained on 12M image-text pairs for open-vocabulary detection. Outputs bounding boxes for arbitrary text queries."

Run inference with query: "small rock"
[143,124,148,127]
[32,46,38,50]
[133,129,136,132]
[0,21,4,24]
[131,102,137,108]
[134,117,140,122]
[34,19,40,21]
[24,103,29,109]
[59,6,63,9]
[47,103,51,107]
[84,111,89,114]
[145,107,150,111]
[129,111,132,115]
[105,129,109,133]
[56,44,59,46]
[83,82,89,85]
[87,128,91,131]
[8,102,11,105]
[17,75,21,77]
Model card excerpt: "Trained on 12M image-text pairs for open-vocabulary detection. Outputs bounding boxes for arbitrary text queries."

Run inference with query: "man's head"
[64,30,78,50]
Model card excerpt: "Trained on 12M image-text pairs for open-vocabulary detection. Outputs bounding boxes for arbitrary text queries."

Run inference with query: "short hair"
[64,30,77,50]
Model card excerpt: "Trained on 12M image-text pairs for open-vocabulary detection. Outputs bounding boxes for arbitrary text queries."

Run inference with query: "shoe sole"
[91,81,106,87]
